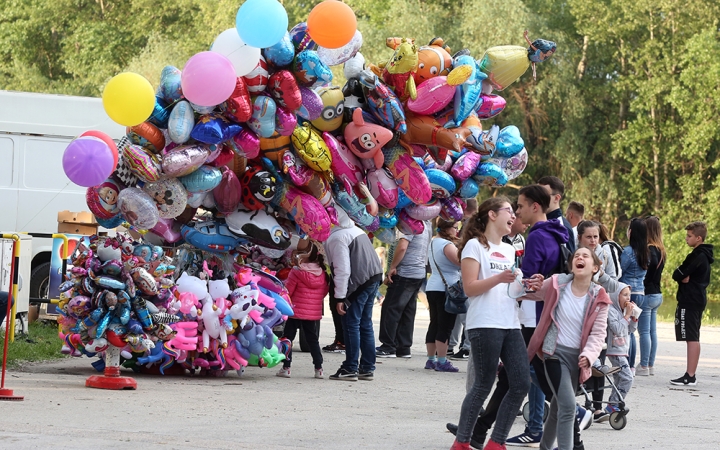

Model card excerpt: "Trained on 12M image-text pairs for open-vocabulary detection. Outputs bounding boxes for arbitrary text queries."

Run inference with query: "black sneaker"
[358,372,374,381]
[445,423,486,448]
[447,348,456,357]
[329,368,358,381]
[450,348,469,360]
[322,341,345,353]
[376,347,396,358]
[670,372,697,386]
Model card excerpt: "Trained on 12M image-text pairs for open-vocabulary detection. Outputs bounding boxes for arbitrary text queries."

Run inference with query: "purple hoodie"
[521,218,569,323]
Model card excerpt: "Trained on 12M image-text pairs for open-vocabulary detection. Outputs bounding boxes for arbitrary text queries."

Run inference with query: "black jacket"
[672,244,714,310]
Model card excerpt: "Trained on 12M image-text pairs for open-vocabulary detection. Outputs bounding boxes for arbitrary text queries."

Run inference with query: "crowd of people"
[268,174,713,450]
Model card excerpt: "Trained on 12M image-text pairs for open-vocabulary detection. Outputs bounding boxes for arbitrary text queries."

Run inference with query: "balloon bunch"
[65,2,555,249]
[56,234,295,376]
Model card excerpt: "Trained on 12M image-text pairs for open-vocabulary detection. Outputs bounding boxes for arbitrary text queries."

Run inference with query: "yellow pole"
[1,234,20,342]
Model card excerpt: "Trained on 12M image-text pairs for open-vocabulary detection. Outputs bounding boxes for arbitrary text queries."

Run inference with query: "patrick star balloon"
[343,108,393,170]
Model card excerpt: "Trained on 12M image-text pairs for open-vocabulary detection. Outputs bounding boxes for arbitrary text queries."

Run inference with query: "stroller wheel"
[522,401,550,423]
[609,411,627,430]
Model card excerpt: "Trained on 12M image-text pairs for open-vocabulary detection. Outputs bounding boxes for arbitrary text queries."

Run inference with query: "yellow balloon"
[102,72,156,126]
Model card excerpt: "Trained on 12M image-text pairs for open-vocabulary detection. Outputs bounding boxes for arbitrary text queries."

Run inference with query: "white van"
[0,90,125,299]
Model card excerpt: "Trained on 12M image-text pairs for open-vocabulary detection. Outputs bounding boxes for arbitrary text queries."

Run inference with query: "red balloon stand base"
[0,387,25,401]
[85,345,137,390]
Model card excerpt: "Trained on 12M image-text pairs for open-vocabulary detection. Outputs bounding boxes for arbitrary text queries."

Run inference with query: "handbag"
[431,240,468,314]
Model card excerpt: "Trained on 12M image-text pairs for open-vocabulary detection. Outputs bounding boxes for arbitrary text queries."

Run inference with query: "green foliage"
[0,321,65,369]
[2,0,720,302]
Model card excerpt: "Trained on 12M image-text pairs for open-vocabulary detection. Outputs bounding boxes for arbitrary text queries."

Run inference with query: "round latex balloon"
[235,0,288,49]
[307,0,357,49]
[118,187,160,230]
[211,28,261,77]
[102,72,155,126]
[62,137,115,187]
[80,130,118,170]
[181,52,236,107]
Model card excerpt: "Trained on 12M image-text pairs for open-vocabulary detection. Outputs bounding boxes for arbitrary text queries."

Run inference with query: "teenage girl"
[450,197,542,450]
[522,247,611,450]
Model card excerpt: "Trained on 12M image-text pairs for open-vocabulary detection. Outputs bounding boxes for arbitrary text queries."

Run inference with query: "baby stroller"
[521,363,629,431]
[578,363,630,430]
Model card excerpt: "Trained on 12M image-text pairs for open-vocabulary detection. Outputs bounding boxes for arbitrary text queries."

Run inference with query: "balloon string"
[18,181,72,230]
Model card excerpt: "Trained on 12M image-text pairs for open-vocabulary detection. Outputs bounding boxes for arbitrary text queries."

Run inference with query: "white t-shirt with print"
[462,238,520,330]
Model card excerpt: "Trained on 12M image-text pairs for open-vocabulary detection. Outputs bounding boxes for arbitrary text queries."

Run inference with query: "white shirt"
[555,282,586,349]
[462,238,520,330]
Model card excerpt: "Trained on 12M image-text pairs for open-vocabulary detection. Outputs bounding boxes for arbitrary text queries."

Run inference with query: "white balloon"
[211,28,261,77]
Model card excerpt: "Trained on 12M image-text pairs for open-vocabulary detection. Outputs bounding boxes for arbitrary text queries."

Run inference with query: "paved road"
[2,306,719,449]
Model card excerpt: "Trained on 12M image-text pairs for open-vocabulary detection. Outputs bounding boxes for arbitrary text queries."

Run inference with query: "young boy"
[670,221,714,386]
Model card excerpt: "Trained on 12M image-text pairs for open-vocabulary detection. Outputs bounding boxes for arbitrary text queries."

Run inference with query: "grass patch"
[0,321,66,369]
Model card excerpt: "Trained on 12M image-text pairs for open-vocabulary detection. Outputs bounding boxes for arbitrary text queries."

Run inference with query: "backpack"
[601,240,623,279]
[555,242,572,275]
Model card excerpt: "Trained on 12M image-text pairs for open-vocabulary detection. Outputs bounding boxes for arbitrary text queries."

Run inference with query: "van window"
[24,138,85,193]
[0,137,13,187]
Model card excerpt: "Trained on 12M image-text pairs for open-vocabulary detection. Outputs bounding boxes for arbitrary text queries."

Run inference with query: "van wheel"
[30,262,51,300]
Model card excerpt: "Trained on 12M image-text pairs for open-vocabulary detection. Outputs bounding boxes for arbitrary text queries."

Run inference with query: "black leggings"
[590,349,607,410]
[281,318,323,369]
[329,296,344,344]
[425,291,457,344]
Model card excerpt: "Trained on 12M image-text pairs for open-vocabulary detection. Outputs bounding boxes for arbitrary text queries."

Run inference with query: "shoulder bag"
[431,240,468,314]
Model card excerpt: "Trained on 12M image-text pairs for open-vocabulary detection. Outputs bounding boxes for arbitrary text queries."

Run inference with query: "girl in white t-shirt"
[451,197,543,450]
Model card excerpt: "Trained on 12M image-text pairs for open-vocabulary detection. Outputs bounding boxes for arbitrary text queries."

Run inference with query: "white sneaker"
[636,366,650,376]
[631,367,636,377]
[649,366,655,376]
[276,367,291,378]
[314,368,324,379]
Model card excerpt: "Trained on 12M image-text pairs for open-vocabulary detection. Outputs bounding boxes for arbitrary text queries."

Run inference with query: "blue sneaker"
[424,360,436,370]
[506,431,541,447]
[576,405,593,430]
[435,360,459,372]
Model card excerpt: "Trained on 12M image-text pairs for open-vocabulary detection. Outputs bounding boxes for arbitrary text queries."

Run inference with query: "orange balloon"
[307,1,357,49]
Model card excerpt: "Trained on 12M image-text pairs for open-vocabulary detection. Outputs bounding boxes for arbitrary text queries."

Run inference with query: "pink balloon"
[62,136,114,187]
[407,76,455,115]
[181,52,237,107]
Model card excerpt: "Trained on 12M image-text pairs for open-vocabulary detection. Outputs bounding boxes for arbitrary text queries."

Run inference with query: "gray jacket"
[599,276,637,356]
[325,224,382,302]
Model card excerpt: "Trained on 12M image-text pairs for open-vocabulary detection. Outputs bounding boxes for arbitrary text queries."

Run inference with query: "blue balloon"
[413,157,427,170]
[495,125,524,158]
[396,188,413,210]
[473,162,509,187]
[263,32,295,67]
[452,55,487,125]
[190,115,241,145]
[148,97,170,128]
[425,168,457,199]
[458,178,479,199]
[167,100,195,144]
[96,214,125,229]
[378,210,398,229]
[374,227,398,244]
[236,0,288,49]
[179,165,222,193]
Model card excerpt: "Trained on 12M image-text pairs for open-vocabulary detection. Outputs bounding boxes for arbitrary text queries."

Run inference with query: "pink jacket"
[524,274,610,383]
[284,265,329,321]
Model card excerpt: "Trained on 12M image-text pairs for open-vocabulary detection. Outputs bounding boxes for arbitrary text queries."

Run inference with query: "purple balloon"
[62,136,114,187]
[181,52,237,107]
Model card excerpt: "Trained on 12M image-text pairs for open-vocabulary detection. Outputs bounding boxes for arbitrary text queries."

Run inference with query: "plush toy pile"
[57,235,294,376]
[58,0,556,375]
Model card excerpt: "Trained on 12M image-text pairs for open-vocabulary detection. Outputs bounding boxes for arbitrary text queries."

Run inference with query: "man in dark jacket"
[670,221,714,386]
[325,209,383,381]
[538,176,576,253]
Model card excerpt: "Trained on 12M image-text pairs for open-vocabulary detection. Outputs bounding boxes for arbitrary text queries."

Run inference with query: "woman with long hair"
[577,220,620,280]
[451,197,542,450]
[619,218,649,373]
[426,219,462,372]
[638,216,666,375]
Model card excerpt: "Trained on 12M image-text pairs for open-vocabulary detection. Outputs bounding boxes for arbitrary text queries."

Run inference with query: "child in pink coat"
[277,243,330,379]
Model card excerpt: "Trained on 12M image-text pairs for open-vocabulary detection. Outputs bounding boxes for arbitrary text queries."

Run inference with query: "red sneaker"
[450,439,471,450]
[483,440,507,450]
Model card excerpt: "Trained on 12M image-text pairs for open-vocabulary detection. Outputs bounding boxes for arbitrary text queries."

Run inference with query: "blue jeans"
[527,368,545,434]
[341,281,380,374]
[640,293,663,367]
[628,293,645,368]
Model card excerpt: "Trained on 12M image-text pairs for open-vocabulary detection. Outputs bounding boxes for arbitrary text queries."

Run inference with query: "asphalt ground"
[1,305,718,449]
